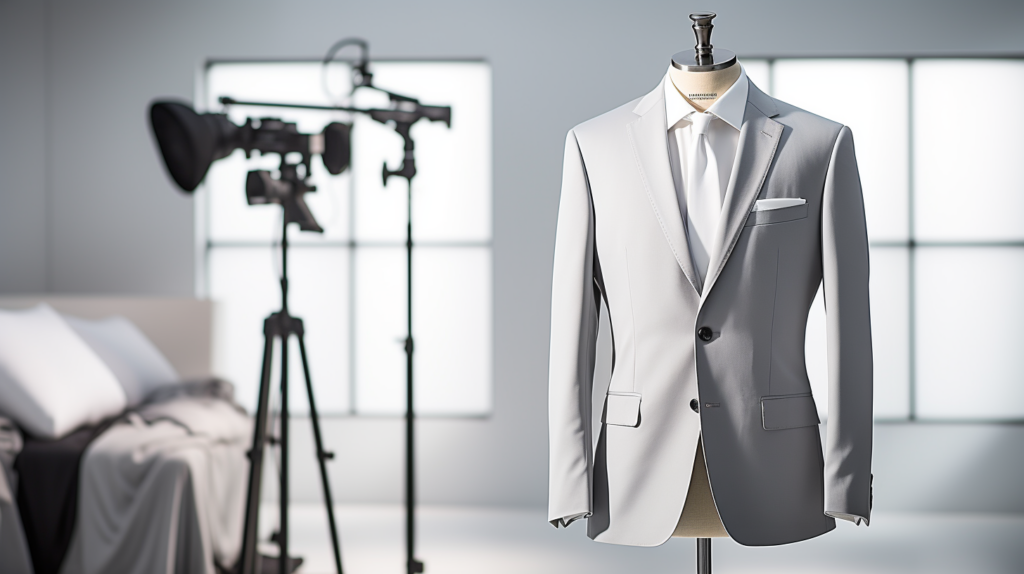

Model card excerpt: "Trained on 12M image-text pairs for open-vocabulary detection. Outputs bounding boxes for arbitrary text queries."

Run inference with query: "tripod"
[237,211,345,574]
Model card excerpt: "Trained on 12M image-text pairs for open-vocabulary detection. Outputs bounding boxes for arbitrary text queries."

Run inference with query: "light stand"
[381,116,425,574]
[238,203,345,574]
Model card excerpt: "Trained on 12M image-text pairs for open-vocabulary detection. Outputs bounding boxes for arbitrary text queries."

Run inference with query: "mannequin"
[548,9,874,571]
[669,11,740,572]
[669,63,742,112]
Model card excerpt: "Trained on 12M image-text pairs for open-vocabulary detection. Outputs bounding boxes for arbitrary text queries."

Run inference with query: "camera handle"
[382,121,417,184]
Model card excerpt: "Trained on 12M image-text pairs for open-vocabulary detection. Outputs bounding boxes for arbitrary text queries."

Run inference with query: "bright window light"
[913,60,1024,242]
[915,247,1024,420]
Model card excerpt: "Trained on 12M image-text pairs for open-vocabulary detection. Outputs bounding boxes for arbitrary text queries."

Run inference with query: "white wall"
[0,1,47,292]
[2,0,1024,510]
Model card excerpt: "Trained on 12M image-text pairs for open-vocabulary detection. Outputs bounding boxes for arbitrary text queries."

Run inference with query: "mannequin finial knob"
[672,12,736,72]
[690,12,716,64]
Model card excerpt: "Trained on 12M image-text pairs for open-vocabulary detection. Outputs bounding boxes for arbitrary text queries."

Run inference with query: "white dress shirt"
[664,65,748,287]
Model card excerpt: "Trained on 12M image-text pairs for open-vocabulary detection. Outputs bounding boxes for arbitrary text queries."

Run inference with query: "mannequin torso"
[668,64,742,112]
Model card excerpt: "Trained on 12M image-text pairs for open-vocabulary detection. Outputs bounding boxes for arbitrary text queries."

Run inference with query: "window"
[198,60,492,416]
[911,60,1024,420]
[741,57,1024,422]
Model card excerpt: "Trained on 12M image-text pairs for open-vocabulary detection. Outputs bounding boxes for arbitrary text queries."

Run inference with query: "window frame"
[194,58,493,418]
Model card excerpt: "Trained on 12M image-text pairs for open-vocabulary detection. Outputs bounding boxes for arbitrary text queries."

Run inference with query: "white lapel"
[627,78,702,294]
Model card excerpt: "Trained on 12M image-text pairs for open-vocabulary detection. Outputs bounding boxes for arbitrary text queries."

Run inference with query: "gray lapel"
[627,79,701,294]
[701,82,783,301]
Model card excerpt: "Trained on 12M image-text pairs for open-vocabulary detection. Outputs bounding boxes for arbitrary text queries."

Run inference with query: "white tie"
[685,112,721,285]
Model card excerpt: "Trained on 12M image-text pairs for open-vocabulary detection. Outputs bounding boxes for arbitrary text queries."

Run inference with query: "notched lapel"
[627,83,701,294]
[701,98,784,300]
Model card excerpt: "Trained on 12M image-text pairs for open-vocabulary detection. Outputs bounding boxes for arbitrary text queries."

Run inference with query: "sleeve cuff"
[550,512,590,528]
[826,511,869,526]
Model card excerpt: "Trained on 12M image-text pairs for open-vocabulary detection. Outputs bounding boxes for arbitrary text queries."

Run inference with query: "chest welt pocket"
[745,203,808,227]
[761,394,819,430]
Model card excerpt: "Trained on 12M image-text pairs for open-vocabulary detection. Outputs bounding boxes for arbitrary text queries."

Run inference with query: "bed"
[0,297,250,574]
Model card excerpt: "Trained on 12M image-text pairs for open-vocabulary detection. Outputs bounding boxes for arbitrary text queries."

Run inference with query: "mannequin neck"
[668,64,742,112]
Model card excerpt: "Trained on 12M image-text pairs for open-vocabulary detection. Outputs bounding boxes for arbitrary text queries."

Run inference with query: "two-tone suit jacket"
[547,75,873,547]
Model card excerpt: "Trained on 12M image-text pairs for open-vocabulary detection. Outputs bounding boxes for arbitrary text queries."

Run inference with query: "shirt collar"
[664,64,748,131]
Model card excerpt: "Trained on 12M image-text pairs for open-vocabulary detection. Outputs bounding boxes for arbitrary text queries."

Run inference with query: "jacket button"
[697,326,713,341]
[690,399,699,412]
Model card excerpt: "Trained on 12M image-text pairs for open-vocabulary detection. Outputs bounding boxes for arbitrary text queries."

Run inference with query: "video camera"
[149,101,352,232]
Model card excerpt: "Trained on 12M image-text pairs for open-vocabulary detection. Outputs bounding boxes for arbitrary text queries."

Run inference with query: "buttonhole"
[760,130,773,138]
[705,403,721,408]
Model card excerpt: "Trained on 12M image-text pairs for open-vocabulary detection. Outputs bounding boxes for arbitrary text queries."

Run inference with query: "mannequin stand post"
[697,538,711,574]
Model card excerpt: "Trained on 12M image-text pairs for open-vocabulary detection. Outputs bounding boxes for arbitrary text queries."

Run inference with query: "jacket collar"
[628,74,782,299]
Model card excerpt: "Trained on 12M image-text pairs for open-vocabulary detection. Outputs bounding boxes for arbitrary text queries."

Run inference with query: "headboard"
[0,296,213,379]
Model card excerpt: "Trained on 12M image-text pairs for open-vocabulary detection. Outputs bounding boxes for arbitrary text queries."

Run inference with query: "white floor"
[258,504,1024,574]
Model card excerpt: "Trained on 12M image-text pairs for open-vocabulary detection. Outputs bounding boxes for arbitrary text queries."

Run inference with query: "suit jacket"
[547,75,873,547]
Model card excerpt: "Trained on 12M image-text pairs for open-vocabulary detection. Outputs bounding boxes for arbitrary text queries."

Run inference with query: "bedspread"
[59,393,251,574]
[0,416,33,574]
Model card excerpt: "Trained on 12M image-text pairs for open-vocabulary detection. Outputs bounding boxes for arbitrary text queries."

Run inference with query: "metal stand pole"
[379,108,447,574]
[278,261,290,574]
[237,213,345,574]
[404,179,424,574]
[697,538,711,574]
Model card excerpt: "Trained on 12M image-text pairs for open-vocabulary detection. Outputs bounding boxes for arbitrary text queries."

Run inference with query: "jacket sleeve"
[548,129,600,528]
[821,125,874,525]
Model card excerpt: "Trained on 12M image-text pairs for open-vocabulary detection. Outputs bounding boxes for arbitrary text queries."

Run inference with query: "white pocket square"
[752,198,806,212]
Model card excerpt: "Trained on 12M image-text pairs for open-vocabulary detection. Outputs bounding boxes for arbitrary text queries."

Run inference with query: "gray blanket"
[0,416,33,574]
[64,383,251,574]
[0,380,251,574]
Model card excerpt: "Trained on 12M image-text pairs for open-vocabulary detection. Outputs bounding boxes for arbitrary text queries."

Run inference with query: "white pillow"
[0,304,127,439]
[63,314,181,407]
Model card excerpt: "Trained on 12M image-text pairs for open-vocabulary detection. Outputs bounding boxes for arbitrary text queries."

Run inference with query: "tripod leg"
[297,332,344,574]
[239,317,278,574]
[697,538,711,574]
[279,330,290,574]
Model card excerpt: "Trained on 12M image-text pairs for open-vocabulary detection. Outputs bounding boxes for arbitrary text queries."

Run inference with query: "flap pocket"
[761,394,819,430]
[745,203,808,227]
[603,392,641,428]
